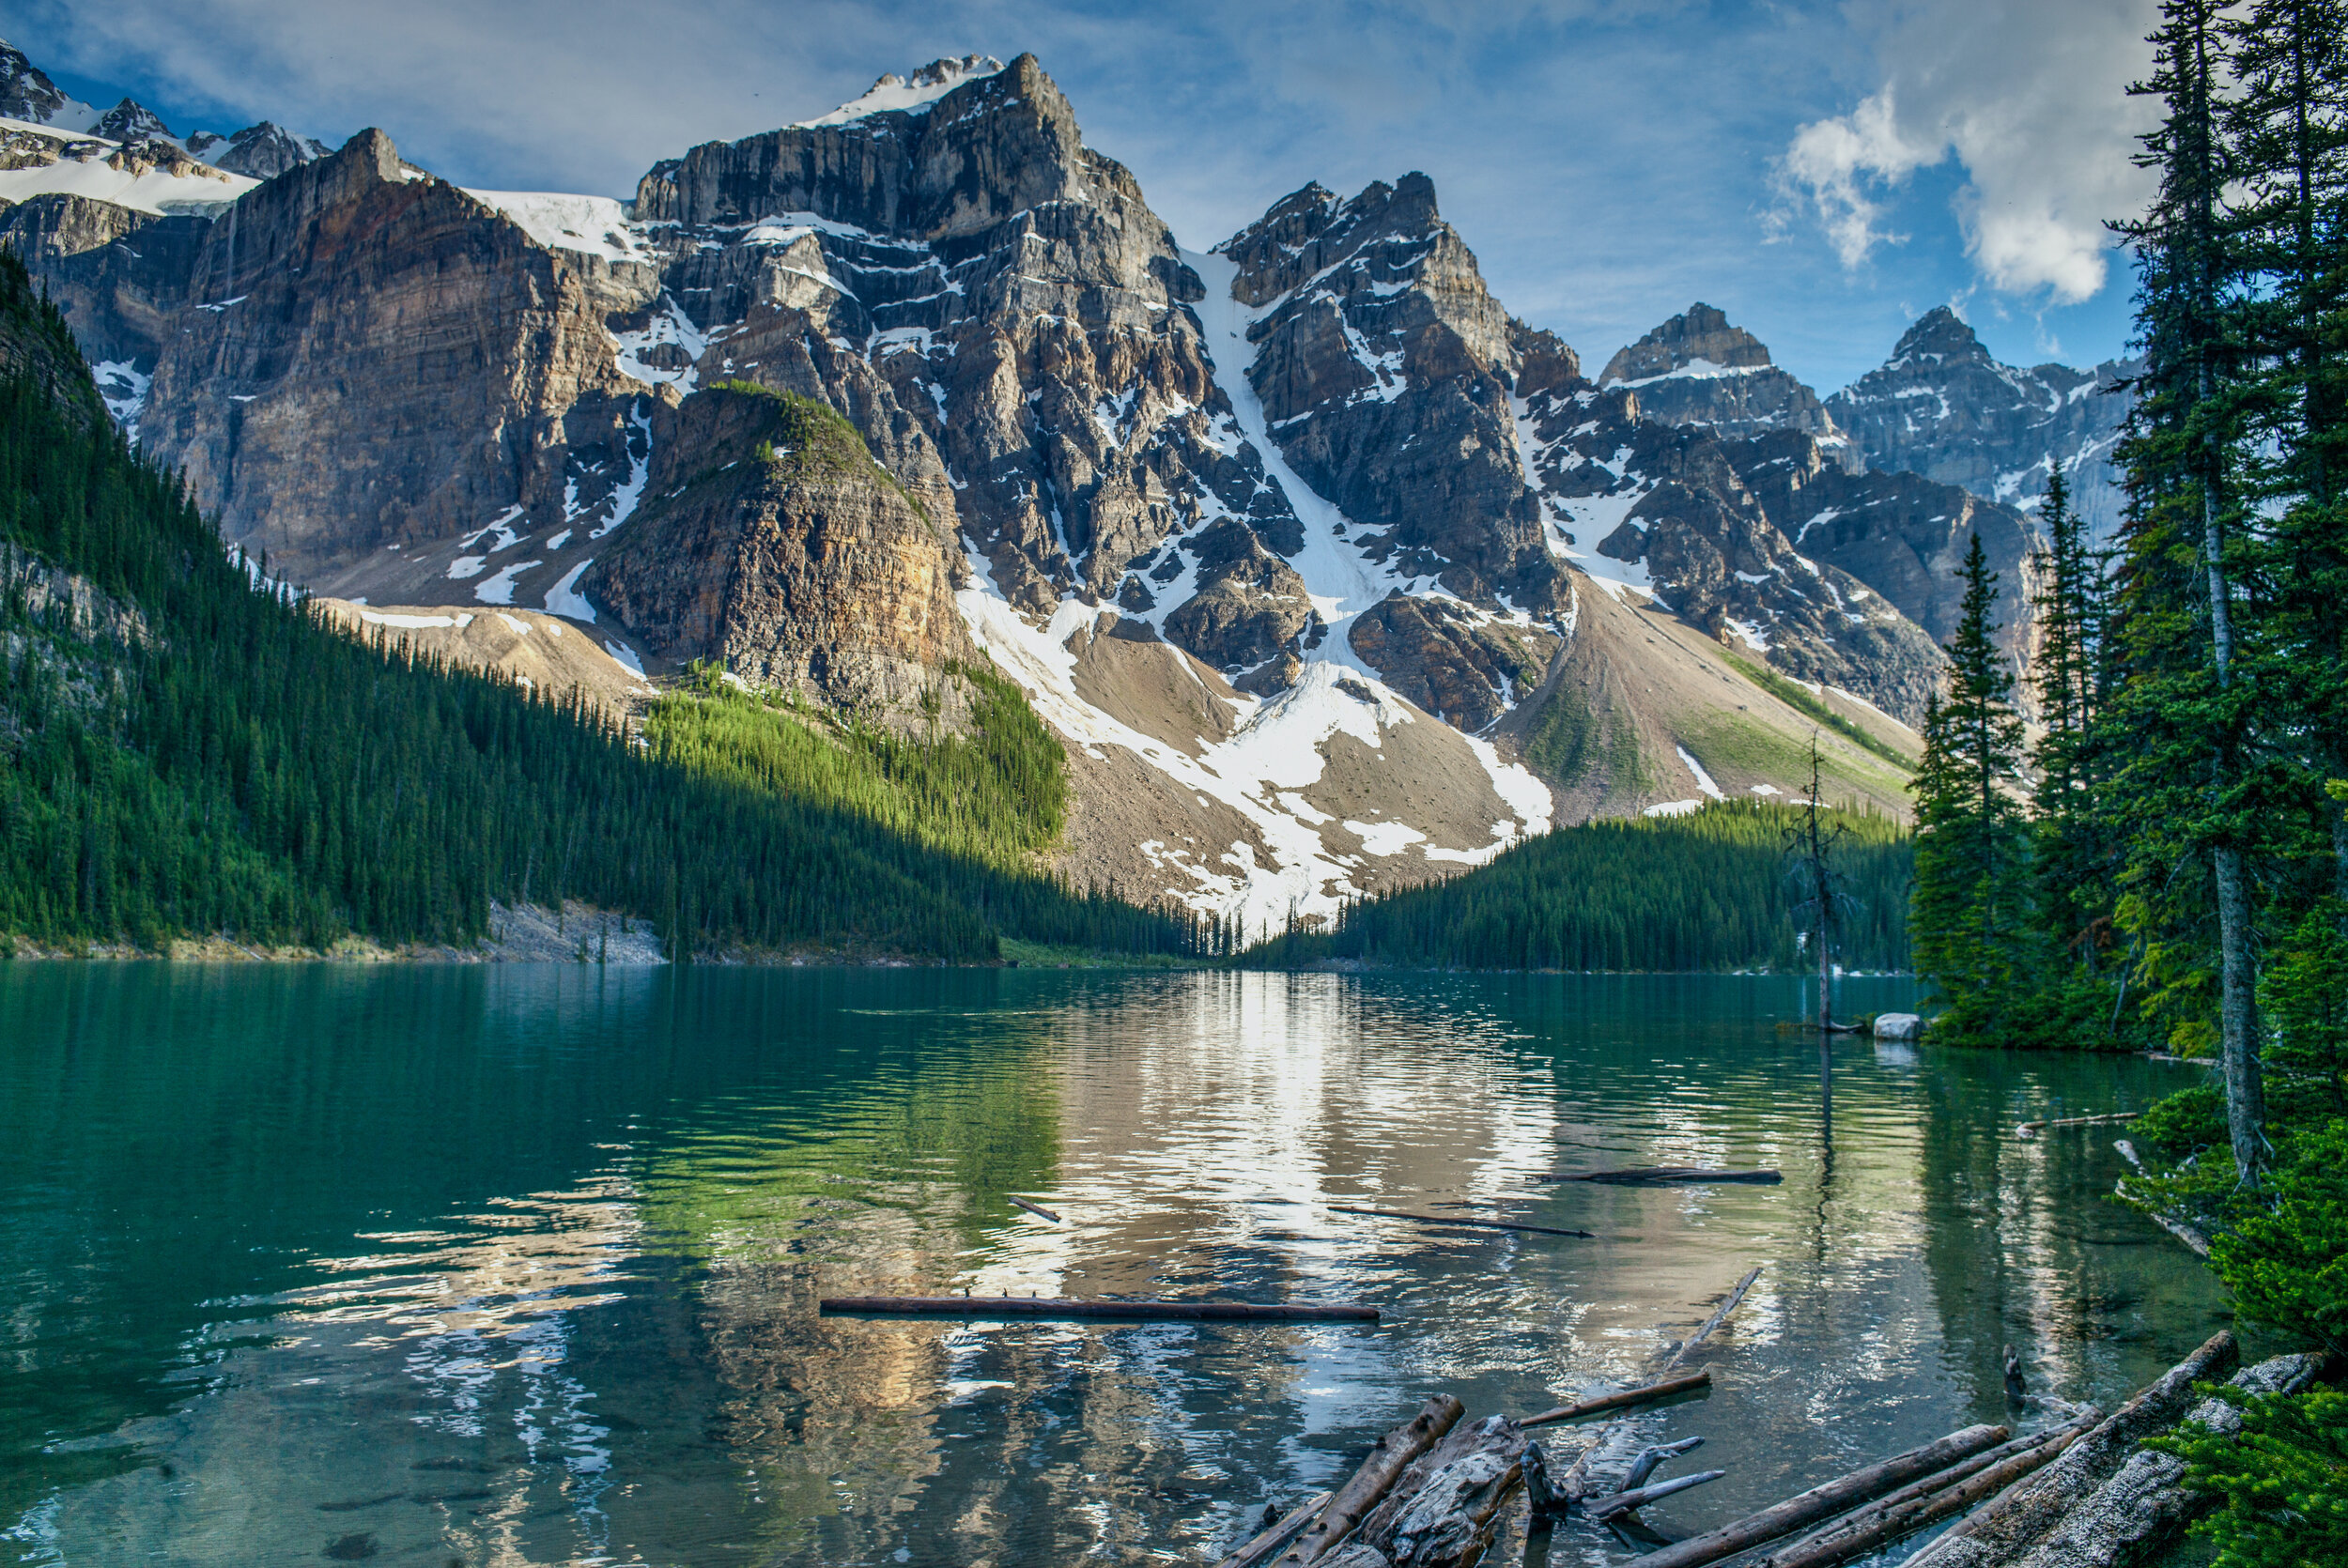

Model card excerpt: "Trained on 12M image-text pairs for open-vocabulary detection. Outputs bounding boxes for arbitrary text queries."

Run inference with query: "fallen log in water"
[1749,1409,2101,1568]
[1899,1345,2324,1568]
[1326,1413,1530,1568]
[1625,1422,2011,1568]
[1323,1206,1598,1239]
[1216,1490,1334,1568]
[1522,1370,1713,1428]
[1275,1396,1464,1565]
[817,1296,1379,1323]
[1553,1266,1760,1501]
[1586,1468,1726,1520]
[1661,1267,1762,1376]
[1537,1167,1784,1185]
[1007,1194,1062,1222]
[2110,1141,2212,1256]
[1620,1437,1707,1492]
[2014,1113,2137,1139]
[1895,1330,2239,1568]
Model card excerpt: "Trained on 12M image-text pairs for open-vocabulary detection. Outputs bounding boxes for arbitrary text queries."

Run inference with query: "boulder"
[1874,1012,1923,1041]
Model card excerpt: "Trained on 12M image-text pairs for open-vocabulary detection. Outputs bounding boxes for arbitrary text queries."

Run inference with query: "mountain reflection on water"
[0,966,2228,1566]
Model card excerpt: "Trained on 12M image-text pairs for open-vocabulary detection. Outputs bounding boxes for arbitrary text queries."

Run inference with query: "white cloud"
[1777,0,2161,303]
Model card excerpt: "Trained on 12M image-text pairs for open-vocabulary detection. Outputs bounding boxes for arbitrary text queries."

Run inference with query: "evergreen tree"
[2030,468,2119,984]
[1910,533,2031,1038]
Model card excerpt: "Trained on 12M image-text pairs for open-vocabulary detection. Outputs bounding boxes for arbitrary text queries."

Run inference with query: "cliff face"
[1599,302,1846,451]
[584,387,976,709]
[1827,306,2134,540]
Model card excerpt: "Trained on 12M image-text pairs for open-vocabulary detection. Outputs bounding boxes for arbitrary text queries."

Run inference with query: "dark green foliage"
[643,662,1068,871]
[0,249,1197,961]
[2208,1116,2348,1352]
[1246,800,1911,972]
[1909,534,2035,1041]
[2148,1382,2348,1568]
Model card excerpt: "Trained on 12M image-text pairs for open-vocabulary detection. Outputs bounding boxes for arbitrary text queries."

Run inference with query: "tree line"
[1907,4,2346,1558]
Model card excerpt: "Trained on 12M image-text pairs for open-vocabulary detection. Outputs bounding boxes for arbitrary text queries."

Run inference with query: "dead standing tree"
[1784,735,1852,1034]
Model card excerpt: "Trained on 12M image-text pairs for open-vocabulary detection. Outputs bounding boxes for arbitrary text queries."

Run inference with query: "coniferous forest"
[1904,5,2348,1555]
[0,251,1206,963]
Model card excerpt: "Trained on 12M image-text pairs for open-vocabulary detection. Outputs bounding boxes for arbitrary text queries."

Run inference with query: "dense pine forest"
[0,250,1204,962]
[1905,4,2348,1557]
[1244,799,1914,973]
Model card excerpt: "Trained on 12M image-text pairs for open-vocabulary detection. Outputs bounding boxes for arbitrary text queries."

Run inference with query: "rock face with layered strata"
[1828,306,2134,540]
[1600,302,1844,447]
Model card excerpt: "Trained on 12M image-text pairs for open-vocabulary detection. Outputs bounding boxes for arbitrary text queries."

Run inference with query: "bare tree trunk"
[2214,843,2264,1176]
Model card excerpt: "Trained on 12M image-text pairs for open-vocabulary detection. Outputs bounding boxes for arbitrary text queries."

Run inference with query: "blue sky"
[11,0,2159,392]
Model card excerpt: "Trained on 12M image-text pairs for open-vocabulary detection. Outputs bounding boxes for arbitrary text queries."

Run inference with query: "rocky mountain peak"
[1599,302,1772,384]
[1890,305,1993,366]
[0,38,70,124]
[794,54,1007,127]
[204,121,332,180]
[93,99,173,144]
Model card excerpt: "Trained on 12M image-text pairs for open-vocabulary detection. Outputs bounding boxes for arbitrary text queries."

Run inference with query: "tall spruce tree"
[2030,469,2116,980]
[1911,533,2031,1038]
[2111,0,2268,1176]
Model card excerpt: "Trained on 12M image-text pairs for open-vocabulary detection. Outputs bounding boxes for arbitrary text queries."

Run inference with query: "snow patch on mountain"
[794,56,1006,128]
[465,191,655,263]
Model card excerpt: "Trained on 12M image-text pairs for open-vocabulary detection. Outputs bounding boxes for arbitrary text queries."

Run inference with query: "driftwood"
[1275,1396,1464,1565]
[1750,1409,2101,1568]
[1900,1348,2325,1568]
[1217,1491,1334,1568]
[2110,1141,2212,1256]
[1895,1330,2239,1568]
[1539,1167,1784,1185]
[1007,1194,1062,1222]
[1522,1370,1712,1428]
[1621,1436,1707,1491]
[817,1296,1379,1323]
[1627,1422,2010,1568]
[1586,1468,1726,1520]
[1323,1206,1597,1239]
[1552,1266,1761,1501]
[1326,1414,1530,1568]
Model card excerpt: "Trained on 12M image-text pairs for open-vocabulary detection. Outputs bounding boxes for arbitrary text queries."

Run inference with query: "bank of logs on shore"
[819,1166,2330,1568]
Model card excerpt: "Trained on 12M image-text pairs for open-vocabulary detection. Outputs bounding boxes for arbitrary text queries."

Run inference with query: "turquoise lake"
[0,965,2228,1566]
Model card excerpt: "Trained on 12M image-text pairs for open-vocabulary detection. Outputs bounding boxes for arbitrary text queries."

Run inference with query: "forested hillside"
[0,250,1200,961]
[1247,800,1913,973]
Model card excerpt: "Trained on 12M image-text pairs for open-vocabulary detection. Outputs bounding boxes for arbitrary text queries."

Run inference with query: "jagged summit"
[1599,302,1774,385]
[93,98,173,143]
[1889,305,1994,366]
[792,54,1006,127]
[0,38,88,127]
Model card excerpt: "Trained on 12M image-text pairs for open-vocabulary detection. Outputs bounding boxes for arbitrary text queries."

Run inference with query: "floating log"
[1661,1266,1763,1375]
[818,1296,1379,1323]
[2112,1141,2212,1255]
[2015,1112,2137,1138]
[1538,1166,1783,1185]
[1522,1370,1712,1428]
[1587,1468,1727,1520]
[1216,1490,1333,1568]
[1324,1205,1598,1239]
[1275,1395,1463,1565]
[1341,1413,1530,1568]
[1624,1422,2010,1568]
[1007,1195,1062,1222]
[1620,1437,1707,1492]
[1748,1410,2098,1568]
[1554,1266,1760,1502]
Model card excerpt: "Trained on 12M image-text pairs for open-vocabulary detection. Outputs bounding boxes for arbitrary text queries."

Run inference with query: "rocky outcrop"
[92,100,173,144]
[584,385,976,708]
[1220,175,1563,615]
[0,194,202,372]
[1348,594,1557,733]
[1828,307,2134,539]
[197,122,331,179]
[1157,517,1314,672]
[0,39,72,125]
[1599,302,1844,448]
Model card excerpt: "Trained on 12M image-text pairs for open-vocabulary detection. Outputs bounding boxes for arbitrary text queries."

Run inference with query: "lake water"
[0,965,2228,1567]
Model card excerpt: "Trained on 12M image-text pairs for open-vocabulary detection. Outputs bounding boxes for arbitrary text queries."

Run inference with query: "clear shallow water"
[0,966,2226,1567]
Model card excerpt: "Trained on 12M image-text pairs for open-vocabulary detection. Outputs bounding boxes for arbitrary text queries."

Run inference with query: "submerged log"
[1661,1267,1763,1375]
[1895,1330,2239,1568]
[2111,1141,2212,1256]
[1217,1490,1334,1568]
[1522,1370,1713,1428]
[1324,1206,1598,1239]
[1751,1410,2100,1568]
[1276,1396,1465,1565]
[1586,1468,1726,1520]
[1553,1266,1760,1501]
[817,1296,1379,1322]
[1007,1195,1062,1222]
[1620,1436,1707,1492]
[1538,1167,1784,1185]
[1627,1422,2011,1568]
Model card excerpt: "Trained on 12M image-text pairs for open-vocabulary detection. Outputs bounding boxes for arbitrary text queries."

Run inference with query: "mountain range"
[0,40,2138,933]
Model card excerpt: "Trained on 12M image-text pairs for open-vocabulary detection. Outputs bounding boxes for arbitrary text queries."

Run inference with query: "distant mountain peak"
[93,98,174,144]
[1890,305,1991,366]
[0,38,70,124]
[1600,302,1775,386]
[792,54,1007,128]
